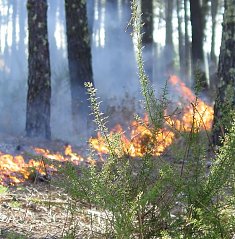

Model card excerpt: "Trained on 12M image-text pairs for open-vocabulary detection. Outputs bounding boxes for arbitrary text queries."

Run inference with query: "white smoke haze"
[0,0,222,144]
[0,0,140,143]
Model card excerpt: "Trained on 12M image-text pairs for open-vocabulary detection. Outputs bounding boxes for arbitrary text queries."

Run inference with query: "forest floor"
[0,101,139,239]
[0,125,216,239]
[0,181,107,239]
[0,134,97,239]
[0,183,70,239]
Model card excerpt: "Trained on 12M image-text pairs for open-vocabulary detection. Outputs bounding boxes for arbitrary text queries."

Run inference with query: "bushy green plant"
[57,1,235,238]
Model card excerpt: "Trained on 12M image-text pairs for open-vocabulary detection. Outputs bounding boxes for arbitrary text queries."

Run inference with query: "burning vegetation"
[90,75,213,157]
[0,75,214,186]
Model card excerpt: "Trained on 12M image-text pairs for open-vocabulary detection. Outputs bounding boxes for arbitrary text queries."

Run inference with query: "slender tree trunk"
[184,0,191,84]
[9,1,18,74]
[11,1,17,52]
[105,0,119,47]
[65,0,94,137]
[26,0,51,139]
[177,0,184,77]
[18,0,27,71]
[210,0,218,64]
[165,0,174,75]
[87,0,94,42]
[208,0,219,93]
[212,0,235,145]
[3,2,11,79]
[189,0,208,91]
[141,0,154,82]
[48,1,59,67]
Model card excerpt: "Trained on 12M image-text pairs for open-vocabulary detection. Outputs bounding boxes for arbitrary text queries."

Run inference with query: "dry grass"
[0,182,97,239]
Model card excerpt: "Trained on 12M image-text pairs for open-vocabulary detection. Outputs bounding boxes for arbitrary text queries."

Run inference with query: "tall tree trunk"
[9,1,18,75]
[105,0,119,47]
[165,0,174,75]
[87,0,94,42]
[11,1,17,52]
[141,0,154,82]
[184,0,191,84]
[212,0,235,145]
[3,1,11,79]
[18,0,27,71]
[177,0,184,77]
[26,0,51,139]
[65,0,94,137]
[208,0,219,93]
[210,0,218,64]
[189,0,208,91]
[48,0,59,68]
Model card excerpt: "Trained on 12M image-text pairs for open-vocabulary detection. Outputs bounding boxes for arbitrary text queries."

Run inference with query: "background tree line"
[0,0,234,146]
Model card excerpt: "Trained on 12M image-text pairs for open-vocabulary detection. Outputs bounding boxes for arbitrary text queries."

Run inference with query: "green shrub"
[58,1,235,238]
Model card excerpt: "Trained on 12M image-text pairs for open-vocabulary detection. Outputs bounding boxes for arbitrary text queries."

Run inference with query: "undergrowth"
[58,0,235,238]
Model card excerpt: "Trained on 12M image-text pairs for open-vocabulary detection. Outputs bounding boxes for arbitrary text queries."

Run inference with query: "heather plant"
[58,1,235,238]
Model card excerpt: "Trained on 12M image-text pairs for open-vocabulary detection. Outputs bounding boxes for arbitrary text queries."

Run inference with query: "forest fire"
[0,145,89,185]
[34,145,85,165]
[0,76,214,185]
[90,75,214,157]
[168,75,214,131]
[90,119,175,157]
[0,152,50,185]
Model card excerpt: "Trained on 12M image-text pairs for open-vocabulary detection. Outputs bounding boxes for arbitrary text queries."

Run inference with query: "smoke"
[0,0,143,143]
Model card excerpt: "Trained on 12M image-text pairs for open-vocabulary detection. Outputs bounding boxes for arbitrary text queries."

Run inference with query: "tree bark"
[65,0,94,136]
[165,0,174,74]
[184,0,191,84]
[18,0,27,70]
[212,0,235,145]
[141,0,154,82]
[210,0,219,64]
[26,0,51,139]
[177,0,184,77]
[189,0,208,91]
[87,0,94,43]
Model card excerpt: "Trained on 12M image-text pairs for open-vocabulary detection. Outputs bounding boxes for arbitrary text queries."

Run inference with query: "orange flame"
[90,117,175,157]
[0,76,214,185]
[168,75,214,131]
[0,145,89,185]
[90,75,214,157]
[0,152,51,185]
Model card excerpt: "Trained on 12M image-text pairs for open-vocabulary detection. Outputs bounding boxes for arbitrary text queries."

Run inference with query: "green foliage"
[1,231,27,239]
[0,185,8,195]
[129,1,168,131]
[57,1,235,238]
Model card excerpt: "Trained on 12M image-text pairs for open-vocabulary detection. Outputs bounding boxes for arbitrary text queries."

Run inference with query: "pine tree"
[189,0,209,91]
[26,0,51,139]
[141,0,154,82]
[65,0,94,137]
[212,0,235,145]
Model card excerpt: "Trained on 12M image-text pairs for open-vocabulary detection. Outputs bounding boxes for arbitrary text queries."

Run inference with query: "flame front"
[90,122,175,157]
[0,76,214,185]
[90,75,214,157]
[0,152,50,185]
[0,145,87,185]
[168,75,214,131]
